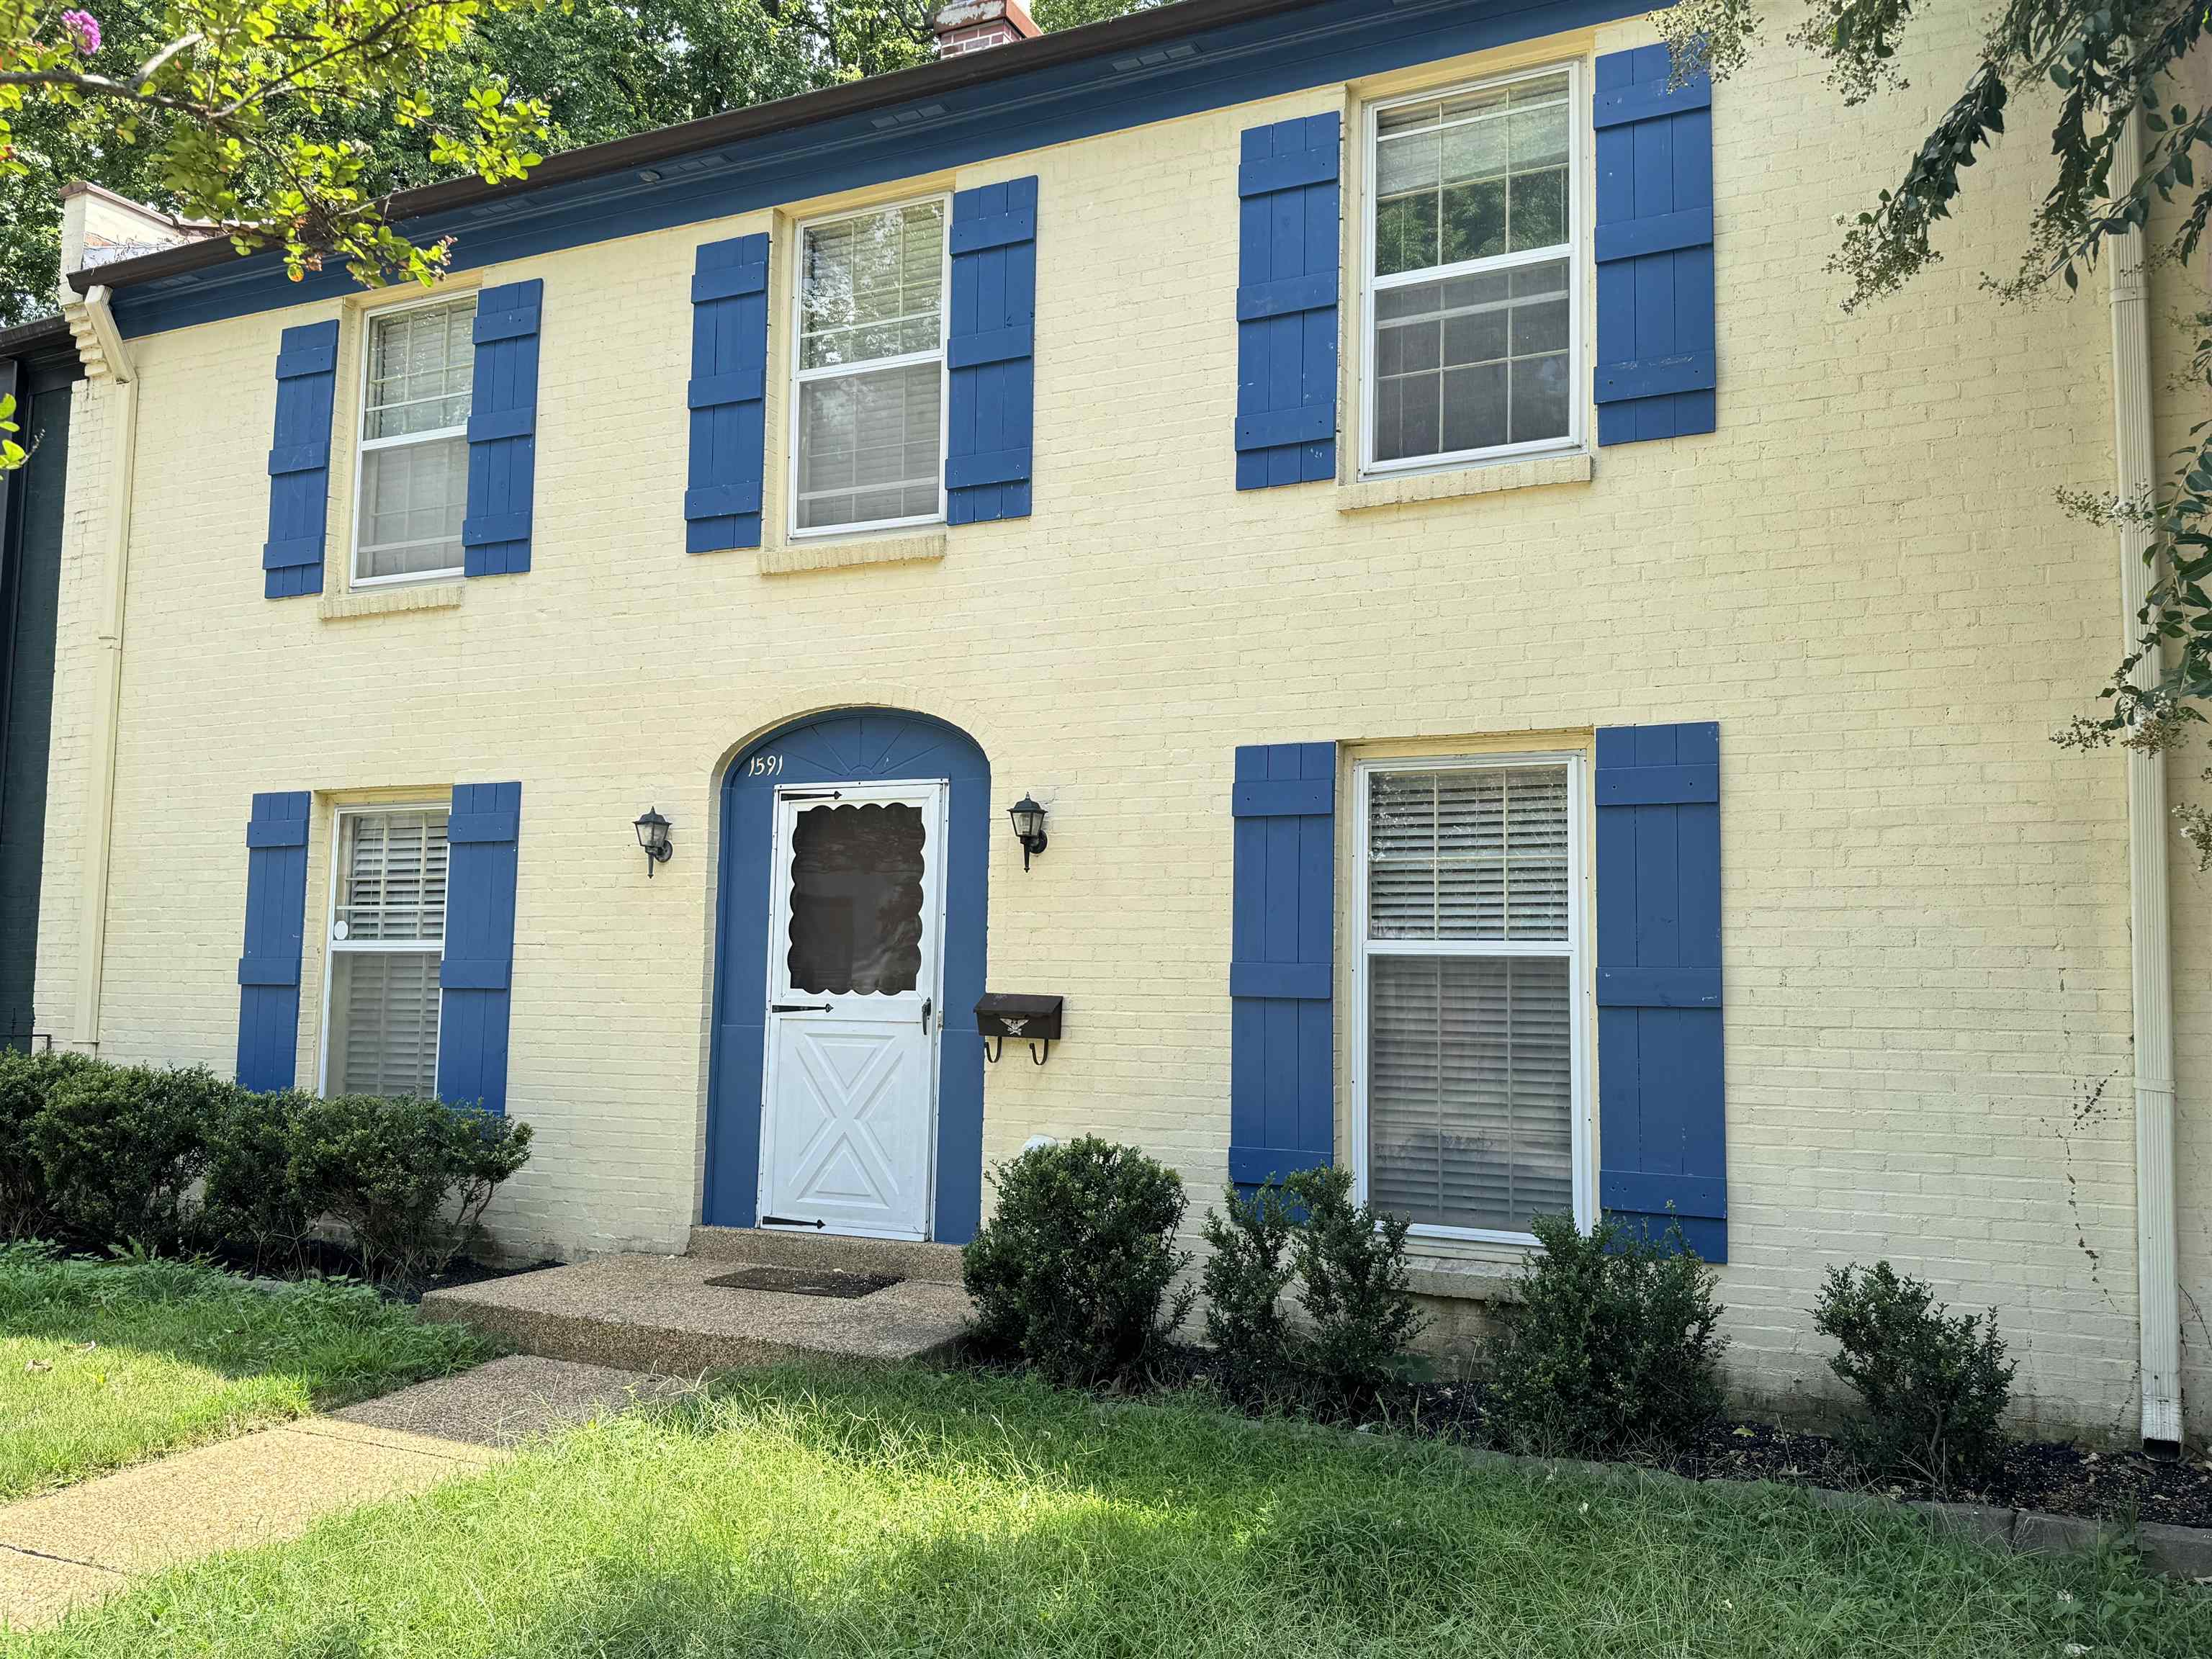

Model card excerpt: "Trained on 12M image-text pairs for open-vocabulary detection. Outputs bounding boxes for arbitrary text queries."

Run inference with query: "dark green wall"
[0,359,72,1049]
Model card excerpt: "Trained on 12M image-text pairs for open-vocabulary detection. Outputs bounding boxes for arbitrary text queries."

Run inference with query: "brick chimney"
[932,0,1040,56]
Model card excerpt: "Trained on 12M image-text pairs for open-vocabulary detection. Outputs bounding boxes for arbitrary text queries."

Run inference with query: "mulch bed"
[957,1343,2212,1530]
[188,1236,558,1306]
[380,1254,562,1306]
[1396,1379,2212,1530]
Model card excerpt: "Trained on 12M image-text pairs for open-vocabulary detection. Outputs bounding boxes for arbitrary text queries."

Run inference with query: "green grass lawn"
[9,1364,2205,1658]
[0,1247,494,1500]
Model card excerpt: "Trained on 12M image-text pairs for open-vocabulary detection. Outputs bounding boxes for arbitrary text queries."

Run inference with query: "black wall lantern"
[1007,793,1048,870]
[634,807,673,876]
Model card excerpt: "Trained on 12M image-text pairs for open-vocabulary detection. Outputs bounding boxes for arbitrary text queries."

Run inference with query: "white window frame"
[1359,61,1586,481]
[316,803,449,1097]
[786,194,953,541]
[349,293,476,589]
[1348,751,1595,1246]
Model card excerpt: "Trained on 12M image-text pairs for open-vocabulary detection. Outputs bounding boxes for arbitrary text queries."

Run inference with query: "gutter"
[65,285,136,1057]
[64,0,1326,300]
[2107,109,2183,1452]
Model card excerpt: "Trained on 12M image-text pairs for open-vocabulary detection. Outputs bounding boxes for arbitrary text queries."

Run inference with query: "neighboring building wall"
[33,9,2206,1439]
[0,348,78,1048]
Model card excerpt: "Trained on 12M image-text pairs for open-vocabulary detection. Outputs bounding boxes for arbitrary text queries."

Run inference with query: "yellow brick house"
[28,0,2212,1450]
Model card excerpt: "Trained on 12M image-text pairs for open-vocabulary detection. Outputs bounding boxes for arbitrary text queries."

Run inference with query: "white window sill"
[319,581,466,621]
[759,531,947,577]
[1339,451,1593,513]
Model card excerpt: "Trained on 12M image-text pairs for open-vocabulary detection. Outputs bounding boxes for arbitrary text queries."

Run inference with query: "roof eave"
[67,0,1311,297]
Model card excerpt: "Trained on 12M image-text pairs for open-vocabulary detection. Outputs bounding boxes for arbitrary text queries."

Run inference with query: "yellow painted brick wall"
[35,9,2212,1441]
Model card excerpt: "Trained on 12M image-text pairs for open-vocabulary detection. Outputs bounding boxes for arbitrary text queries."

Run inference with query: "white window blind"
[1361,762,1580,1236]
[793,200,946,535]
[355,300,475,583]
[1367,68,1578,471]
[325,809,449,1097]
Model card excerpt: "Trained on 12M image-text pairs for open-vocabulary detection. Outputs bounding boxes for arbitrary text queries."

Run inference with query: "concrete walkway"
[0,1355,693,1632]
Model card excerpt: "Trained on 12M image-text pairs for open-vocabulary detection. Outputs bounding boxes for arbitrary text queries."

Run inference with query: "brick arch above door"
[703,708,992,1241]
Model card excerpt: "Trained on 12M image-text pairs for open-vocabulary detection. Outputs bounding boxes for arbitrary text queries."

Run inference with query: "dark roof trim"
[70,0,1313,298]
[83,0,1638,339]
[0,316,80,379]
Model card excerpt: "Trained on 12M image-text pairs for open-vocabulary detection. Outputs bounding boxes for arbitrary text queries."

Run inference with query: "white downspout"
[2107,111,2184,1451]
[70,285,137,1056]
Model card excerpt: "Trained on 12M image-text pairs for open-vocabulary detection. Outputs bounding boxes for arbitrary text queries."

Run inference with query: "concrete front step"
[422,1251,971,1377]
[686,1224,966,1284]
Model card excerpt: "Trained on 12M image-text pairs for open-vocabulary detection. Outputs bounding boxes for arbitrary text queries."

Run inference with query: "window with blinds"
[792,199,947,536]
[1359,761,1582,1238]
[354,299,476,585]
[325,809,449,1097]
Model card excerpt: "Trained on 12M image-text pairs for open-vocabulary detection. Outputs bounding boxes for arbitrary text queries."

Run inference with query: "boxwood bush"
[963,1136,1194,1386]
[289,1093,532,1284]
[1200,1166,1428,1409]
[0,1049,93,1240]
[0,1052,530,1284]
[1482,1213,1727,1458]
[28,1063,233,1252]
[1814,1261,2015,1491]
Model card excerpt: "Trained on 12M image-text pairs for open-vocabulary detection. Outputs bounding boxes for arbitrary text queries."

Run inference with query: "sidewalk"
[0,1354,691,1631]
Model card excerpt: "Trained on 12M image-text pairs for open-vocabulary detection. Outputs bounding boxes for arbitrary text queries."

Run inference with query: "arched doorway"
[703,708,990,1243]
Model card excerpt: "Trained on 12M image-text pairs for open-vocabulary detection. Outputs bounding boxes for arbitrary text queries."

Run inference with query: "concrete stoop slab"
[687,1225,966,1283]
[421,1252,973,1375]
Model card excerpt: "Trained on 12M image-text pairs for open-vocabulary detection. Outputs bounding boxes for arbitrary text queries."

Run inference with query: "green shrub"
[1198,1169,1428,1408]
[1199,1181,1297,1397]
[30,1064,237,1251]
[200,1088,317,1273]
[1813,1261,2015,1491]
[1282,1166,1428,1403]
[287,1094,533,1285]
[1483,1213,1727,1458]
[963,1137,1193,1386]
[0,1050,93,1239]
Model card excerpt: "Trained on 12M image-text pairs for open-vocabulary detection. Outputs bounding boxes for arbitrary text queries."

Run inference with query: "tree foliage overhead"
[1660,0,2212,861]
[0,0,558,310]
[0,0,1155,326]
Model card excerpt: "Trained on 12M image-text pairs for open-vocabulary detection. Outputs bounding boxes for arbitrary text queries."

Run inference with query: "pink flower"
[60,9,100,53]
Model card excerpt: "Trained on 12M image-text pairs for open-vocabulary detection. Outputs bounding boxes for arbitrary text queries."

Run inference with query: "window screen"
[1362,763,1577,1235]
[793,201,945,534]
[1369,71,1575,468]
[356,301,475,583]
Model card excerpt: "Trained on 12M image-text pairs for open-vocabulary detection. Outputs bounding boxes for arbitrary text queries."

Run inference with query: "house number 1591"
[748,754,784,777]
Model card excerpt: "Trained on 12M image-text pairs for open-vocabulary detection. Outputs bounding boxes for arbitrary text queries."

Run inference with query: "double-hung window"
[354,298,476,584]
[1364,66,1579,473]
[791,199,948,536]
[323,807,449,1097]
[1355,757,1588,1241]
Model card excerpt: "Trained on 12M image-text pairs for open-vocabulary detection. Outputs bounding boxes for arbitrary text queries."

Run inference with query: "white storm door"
[758,781,947,1240]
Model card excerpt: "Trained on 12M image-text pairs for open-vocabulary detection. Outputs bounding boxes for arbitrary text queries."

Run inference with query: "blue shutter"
[235,791,310,1089]
[1228,742,1334,1186]
[462,281,542,575]
[946,177,1037,524]
[1595,722,1726,1261]
[685,233,770,553]
[261,323,337,599]
[436,781,521,1114]
[1234,112,1339,490]
[1593,47,1716,445]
